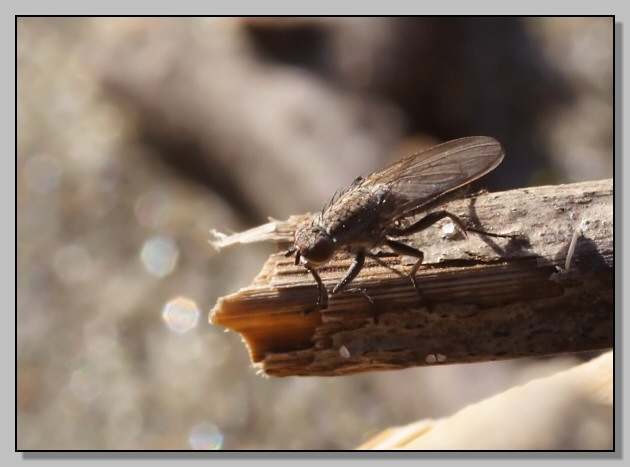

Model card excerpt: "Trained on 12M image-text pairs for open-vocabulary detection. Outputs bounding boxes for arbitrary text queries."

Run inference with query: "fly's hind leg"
[394,209,517,240]
[393,210,468,238]
[385,209,518,309]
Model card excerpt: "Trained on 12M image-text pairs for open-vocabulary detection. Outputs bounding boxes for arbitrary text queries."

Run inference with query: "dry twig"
[210,179,613,376]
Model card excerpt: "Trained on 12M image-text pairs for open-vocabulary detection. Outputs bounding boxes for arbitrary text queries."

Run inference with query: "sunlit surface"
[140,236,179,277]
[188,422,224,450]
[162,297,200,334]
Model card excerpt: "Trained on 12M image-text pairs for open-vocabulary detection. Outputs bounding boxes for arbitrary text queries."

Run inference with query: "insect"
[286,136,512,312]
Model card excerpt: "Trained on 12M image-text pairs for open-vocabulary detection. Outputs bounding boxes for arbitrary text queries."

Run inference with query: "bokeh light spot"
[188,422,224,450]
[140,236,179,277]
[162,297,200,334]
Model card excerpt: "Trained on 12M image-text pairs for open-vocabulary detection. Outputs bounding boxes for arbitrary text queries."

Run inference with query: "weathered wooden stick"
[210,179,613,377]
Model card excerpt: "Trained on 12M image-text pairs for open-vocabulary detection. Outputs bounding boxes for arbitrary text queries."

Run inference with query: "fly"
[286,136,514,312]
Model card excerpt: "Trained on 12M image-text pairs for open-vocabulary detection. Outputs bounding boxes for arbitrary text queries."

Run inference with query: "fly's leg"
[387,209,497,273]
[393,209,516,239]
[393,210,468,238]
[385,239,425,276]
[296,248,375,315]
[384,238,428,308]
[332,249,365,294]
[385,211,448,302]
[332,249,382,324]
[356,288,381,325]
[357,288,375,305]
[385,209,517,308]
[385,211,465,307]
[465,225,519,239]
[289,248,327,314]
[303,263,328,314]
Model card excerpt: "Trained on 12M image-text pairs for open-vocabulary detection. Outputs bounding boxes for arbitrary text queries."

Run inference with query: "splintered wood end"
[210,284,322,363]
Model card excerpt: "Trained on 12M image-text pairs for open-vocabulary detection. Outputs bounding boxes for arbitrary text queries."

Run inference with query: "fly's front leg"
[303,249,370,314]
[303,263,328,314]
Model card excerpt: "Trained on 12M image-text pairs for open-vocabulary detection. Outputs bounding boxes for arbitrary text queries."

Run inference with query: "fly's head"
[288,224,335,266]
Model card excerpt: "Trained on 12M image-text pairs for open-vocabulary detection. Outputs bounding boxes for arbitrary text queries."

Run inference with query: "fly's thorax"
[316,184,391,245]
[294,223,335,265]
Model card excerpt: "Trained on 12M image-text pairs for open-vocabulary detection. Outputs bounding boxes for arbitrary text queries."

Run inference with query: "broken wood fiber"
[210,179,613,377]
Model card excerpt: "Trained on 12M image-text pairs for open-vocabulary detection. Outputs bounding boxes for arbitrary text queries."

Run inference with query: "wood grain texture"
[210,179,613,376]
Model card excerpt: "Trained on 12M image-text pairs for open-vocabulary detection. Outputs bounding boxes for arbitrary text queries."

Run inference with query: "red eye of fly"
[295,226,334,265]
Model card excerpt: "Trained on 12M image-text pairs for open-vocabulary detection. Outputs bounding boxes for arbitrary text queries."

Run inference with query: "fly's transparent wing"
[362,136,504,222]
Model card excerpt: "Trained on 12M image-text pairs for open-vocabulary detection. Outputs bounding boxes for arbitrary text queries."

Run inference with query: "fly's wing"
[362,136,504,222]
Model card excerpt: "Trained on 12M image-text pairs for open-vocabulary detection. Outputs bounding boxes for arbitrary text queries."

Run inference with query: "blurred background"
[17,17,613,450]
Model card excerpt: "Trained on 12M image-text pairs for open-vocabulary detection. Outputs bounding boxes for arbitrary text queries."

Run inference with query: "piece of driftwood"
[356,351,613,450]
[210,179,613,376]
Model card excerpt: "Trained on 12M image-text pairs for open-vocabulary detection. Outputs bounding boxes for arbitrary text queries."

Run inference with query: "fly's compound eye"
[295,226,334,265]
